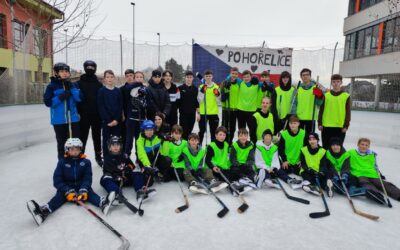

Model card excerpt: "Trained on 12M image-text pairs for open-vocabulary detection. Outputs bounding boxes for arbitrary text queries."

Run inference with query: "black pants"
[237,110,254,130]
[53,122,80,160]
[102,122,121,160]
[79,114,102,157]
[222,109,238,145]
[179,112,196,140]
[166,105,178,126]
[124,119,141,157]
[282,164,301,176]
[138,152,173,183]
[300,120,315,135]
[321,127,346,149]
[198,114,219,145]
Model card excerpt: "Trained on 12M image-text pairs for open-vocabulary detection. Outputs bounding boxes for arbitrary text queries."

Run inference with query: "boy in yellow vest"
[257,71,277,114]
[318,74,351,149]
[221,67,241,145]
[278,115,306,175]
[250,96,279,144]
[255,129,303,189]
[197,70,220,145]
[300,132,334,196]
[163,125,188,181]
[237,70,261,130]
[348,138,400,203]
[276,71,295,131]
[206,126,252,195]
[181,133,228,194]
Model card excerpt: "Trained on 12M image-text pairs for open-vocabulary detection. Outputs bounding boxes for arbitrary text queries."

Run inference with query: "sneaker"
[264,179,281,189]
[302,184,320,196]
[27,200,50,226]
[102,191,116,216]
[287,178,303,190]
[326,179,334,198]
[209,179,228,193]
[137,188,157,202]
[239,177,257,190]
[255,169,266,188]
[189,181,208,194]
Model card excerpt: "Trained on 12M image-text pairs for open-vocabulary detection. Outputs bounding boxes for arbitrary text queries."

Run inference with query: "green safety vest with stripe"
[166,140,188,169]
[221,82,240,110]
[232,141,254,165]
[297,86,317,121]
[237,81,259,112]
[209,141,231,170]
[322,92,349,128]
[325,150,349,172]
[281,129,305,165]
[257,86,273,109]
[300,146,326,173]
[256,144,278,167]
[348,149,378,178]
[199,83,219,115]
[253,112,274,141]
[182,146,206,171]
[275,86,295,119]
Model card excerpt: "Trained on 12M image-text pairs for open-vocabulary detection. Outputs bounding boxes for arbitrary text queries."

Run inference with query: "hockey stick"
[173,167,189,213]
[334,172,379,220]
[309,177,330,219]
[311,76,319,133]
[217,170,249,213]
[375,159,393,208]
[76,200,130,250]
[281,81,301,132]
[117,177,139,214]
[274,178,310,205]
[196,175,229,218]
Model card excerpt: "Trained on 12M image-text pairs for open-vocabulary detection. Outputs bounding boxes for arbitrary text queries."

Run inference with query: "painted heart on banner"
[251,65,258,72]
[216,49,224,56]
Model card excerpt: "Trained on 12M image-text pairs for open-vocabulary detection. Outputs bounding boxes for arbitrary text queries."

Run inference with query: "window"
[344,23,380,60]
[34,28,48,56]
[356,29,365,58]
[13,20,29,51]
[371,25,379,55]
[0,14,6,48]
[393,17,400,52]
[35,71,49,83]
[348,0,357,16]
[383,19,396,53]
[364,27,372,56]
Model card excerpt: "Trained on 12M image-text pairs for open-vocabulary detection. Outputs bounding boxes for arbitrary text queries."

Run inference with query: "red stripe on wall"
[377,22,384,55]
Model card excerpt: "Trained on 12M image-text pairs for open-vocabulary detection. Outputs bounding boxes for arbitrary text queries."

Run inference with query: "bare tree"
[17,0,103,83]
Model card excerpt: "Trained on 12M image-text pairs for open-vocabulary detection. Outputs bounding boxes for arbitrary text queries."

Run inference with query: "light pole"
[157,32,160,68]
[64,28,68,64]
[131,2,135,70]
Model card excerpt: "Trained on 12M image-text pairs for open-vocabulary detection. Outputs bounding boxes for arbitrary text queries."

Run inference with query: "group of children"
[28,64,400,226]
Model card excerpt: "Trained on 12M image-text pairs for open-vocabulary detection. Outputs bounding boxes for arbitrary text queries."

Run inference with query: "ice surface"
[0,106,399,250]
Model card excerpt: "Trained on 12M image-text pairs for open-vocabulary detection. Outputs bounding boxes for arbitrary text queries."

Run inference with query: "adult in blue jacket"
[43,63,81,160]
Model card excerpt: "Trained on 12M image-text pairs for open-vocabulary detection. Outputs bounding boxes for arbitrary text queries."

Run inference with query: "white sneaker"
[302,185,320,196]
[326,179,334,198]
[255,169,266,188]
[102,191,116,216]
[239,177,257,190]
[264,179,280,189]
[288,178,303,190]
[189,181,208,195]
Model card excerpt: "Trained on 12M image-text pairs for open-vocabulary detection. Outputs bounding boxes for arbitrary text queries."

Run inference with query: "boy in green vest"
[221,67,241,145]
[230,128,257,189]
[164,125,188,181]
[318,74,351,149]
[136,120,171,183]
[250,96,279,144]
[278,115,305,175]
[300,132,334,196]
[197,70,220,145]
[348,138,400,203]
[206,126,252,195]
[257,71,277,114]
[276,71,295,131]
[291,68,326,135]
[181,133,228,194]
[237,70,261,130]
[255,129,303,189]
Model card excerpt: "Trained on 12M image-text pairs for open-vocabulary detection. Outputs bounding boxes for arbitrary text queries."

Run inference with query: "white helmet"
[64,138,83,151]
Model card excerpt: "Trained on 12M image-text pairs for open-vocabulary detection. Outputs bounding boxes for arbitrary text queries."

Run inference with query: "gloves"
[213,88,219,97]
[221,93,229,102]
[307,168,318,177]
[77,189,88,201]
[200,85,207,93]
[341,173,349,184]
[313,87,323,99]
[224,81,231,90]
[58,90,71,101]
[138,88,146,97]
[250,77,259,85]
[65,189,77,202]
[160,133,173,142]
[143,167,158,175]
[63,81,71,91]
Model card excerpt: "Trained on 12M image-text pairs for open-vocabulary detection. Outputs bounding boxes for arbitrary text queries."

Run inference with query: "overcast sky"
[83,0,348,49]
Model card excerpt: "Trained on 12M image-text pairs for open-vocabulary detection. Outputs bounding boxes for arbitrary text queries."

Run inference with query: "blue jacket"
[43,77,81,125]
[53,156,93,194]
[97,86,122,124]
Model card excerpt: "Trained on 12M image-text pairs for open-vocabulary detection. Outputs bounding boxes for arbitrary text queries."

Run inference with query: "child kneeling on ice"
[100,136,156,215]
[27,138,112,225]
[348,138,400,204]
[181,133,227,194]
[255,129,302,189]
[300,132,334,196]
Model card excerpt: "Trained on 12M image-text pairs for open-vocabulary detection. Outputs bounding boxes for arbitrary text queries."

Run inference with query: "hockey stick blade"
[309,211,330,219]
[287,195,310,205]
[387,198,393,208]
[138,209,144,217]
[354,209,379,220]
[175,205,189,213]
[119,195,138,214]
[118,236,130,250]
[217,207,229,218]
[237,203,249,213]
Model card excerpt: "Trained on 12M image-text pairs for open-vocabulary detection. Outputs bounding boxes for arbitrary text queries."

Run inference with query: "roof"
[17,0,64,19]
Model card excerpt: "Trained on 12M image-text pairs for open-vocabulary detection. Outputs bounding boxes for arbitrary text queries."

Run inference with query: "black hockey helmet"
[53,62,70,74]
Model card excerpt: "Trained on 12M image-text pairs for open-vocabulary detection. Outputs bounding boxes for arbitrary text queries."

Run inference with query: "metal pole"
[331,41,339,75]
[64,29,68,64]
[157,33,160,68]
[131,2,135,70]
[374,75,381,110]
[10,2,18,104]
[120,34,123,76]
